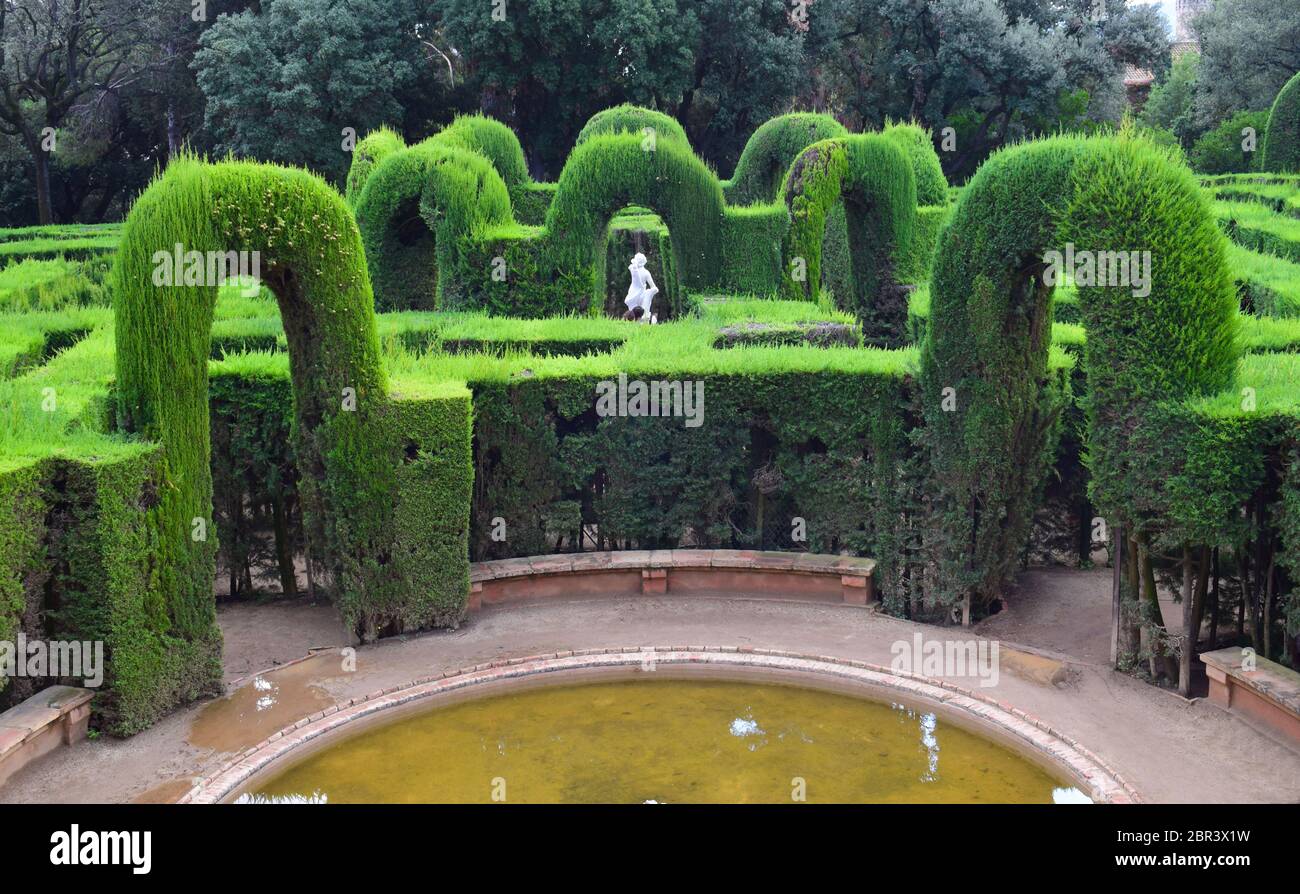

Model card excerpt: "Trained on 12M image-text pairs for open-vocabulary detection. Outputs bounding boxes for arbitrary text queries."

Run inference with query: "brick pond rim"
[4,573,1300,803]
[186,648,1140,804]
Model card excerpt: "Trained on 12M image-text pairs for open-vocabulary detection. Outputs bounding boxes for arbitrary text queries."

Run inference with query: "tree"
[0,0,147,223]
[438,0,701,177]
[1193,0,1300,128]
[1139,52,1202,150]
[801,0,1169,179]
[193,0,458,183]
[1191,109,1268,174]
[670,0,805,171]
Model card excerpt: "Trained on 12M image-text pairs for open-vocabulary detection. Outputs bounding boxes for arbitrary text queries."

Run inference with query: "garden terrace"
[2,111,1300,738]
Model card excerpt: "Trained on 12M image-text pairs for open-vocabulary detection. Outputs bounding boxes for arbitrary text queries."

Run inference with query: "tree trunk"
[1179,547,1193,696]
[32,147,54,225]
[272,494,298,598]
[1208,547,1220,649]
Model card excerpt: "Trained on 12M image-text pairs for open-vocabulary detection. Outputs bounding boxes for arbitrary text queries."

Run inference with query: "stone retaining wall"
[469,550,876,611]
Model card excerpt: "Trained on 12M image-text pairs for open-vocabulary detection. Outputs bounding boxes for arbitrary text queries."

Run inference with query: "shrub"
[779,135,916,345]
[724,113,849,206]
[574,104,690,149]
[1191,111,1269,174]
[1262,70,1300,173]
[920,130,1239,619]
[115,156,472,650]
[881,121,949,206]
[344,126,405,206]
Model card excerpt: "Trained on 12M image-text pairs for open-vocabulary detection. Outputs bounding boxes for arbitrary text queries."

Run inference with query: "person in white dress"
[623,252,659,323]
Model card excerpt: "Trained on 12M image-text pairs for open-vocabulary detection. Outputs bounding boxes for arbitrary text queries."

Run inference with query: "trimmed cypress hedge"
[723,113,849,206]
[921,131,1240,618]
[574,104,690,149]
[349,108,949,317]
[1262,70,1300,174]
[778,135,917,345]
[880,122,948,207]
[114,157,472,647]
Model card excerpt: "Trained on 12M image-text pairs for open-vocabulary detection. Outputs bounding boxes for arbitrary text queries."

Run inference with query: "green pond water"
[243,679,1085,804]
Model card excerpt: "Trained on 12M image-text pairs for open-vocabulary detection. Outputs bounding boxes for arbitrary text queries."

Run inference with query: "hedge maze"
[3,99,1300,731]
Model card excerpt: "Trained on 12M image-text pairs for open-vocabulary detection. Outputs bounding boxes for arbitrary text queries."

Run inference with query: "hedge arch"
[779,135,917,345]
[725,113,849,206]
[344,126,405,206]
[115,157,471,641]
[881,122,948,206]
[574,104,690,149]
[353,141,513,311]
[1261,70,1300,173]
[543,132,726,300]
[919,132,1240,618]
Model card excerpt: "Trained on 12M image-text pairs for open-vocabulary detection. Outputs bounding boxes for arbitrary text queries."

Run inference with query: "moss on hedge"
[778,135,917,345]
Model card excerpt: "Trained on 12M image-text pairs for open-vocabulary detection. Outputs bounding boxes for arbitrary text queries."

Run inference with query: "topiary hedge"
[1262,70,1300,174]
[349,107,942,317]
[920,130,1240,623]
[881,122,948,206]
[574,104,691,149]
[115,157,472,645]
[779,135,916,344]
[723,113,849,206]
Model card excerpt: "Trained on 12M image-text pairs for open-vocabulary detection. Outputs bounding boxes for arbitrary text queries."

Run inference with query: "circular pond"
[236,677,1088,804]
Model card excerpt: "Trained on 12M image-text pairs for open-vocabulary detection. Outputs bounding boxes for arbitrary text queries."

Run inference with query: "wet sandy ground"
[3,568,1299,804]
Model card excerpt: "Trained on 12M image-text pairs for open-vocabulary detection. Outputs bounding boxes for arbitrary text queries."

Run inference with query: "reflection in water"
[247,680,1086,804]
[919,712,940,782]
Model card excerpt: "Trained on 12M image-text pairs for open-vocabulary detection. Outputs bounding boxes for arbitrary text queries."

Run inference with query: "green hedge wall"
[723,113,849,206]
[881,122,948,206]
[920,131,1239,619]
[779,135,917,345]
[349,108,941,316]
[574,104,690,149]
[1262,70,1300,174]
[115,157,472,644]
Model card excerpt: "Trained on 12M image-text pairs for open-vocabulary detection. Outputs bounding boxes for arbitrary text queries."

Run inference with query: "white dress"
[624,263,659,321]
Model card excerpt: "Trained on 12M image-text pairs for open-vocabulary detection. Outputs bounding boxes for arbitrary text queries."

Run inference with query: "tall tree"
[802,0,1168,179]
[438,0,700,177]
[0,0,146,223]
[1192,0,1300,126]
[194,0,458,183]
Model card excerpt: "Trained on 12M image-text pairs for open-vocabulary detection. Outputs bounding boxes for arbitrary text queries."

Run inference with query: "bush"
[724,113,848,205]
[574,104,690,149]
[920,130,1238,618]
[778,135,916,345]
[1262,70,1300,173]
[1191,111,1269,174]
[881,121,949,206]
[115,157,472,650]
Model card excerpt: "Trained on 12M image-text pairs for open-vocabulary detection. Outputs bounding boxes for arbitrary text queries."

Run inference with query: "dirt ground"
[3,567,1298,804]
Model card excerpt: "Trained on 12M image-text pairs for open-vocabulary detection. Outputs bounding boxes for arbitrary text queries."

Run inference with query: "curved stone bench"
[469,549,876,611]
[0,685,94,788]
[1201,647,1300,744]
